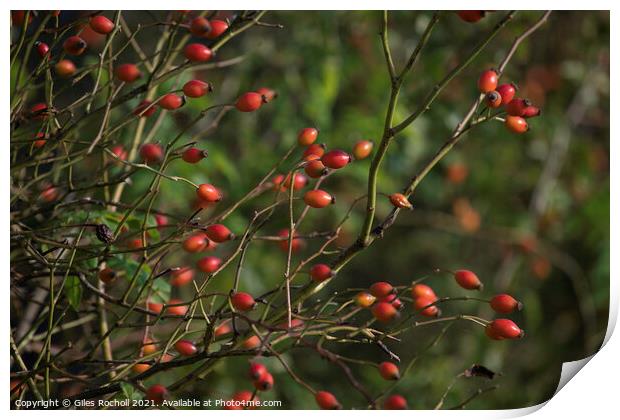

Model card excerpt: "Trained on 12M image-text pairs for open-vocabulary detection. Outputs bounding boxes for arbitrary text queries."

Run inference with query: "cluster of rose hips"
[33,13,229,82]
[299,270,524,408]
[353,269,524,341]
[478,69,541,134]
[317,390,406,410]
[219,362,273,409]
[97,218,234,315]
[265,128,375,222]
[262,132,375,256]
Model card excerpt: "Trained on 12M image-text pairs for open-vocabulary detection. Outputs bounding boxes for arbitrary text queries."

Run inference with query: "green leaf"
[108,256,152,285]
[150,278,171,304]
[83,257,98,269]
[65,276,82,310]
[119,382,144,401]
[102,212,123,231]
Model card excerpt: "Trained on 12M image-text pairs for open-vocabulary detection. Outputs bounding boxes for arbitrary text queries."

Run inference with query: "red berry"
[139,143,164,163]
[231,292,256,312]
[352,140,373,160]
[310,264,334,282]
[256,87,277,102]
[277,229,305,253]
[485,91,502,108]
[174,339,197,356]
[379,362,400,380]
[454,270,483,290]
[155,214,168,228]
[128,237,145,250]
[485,324,504,340]
[315,391,341,410]
[446,162,469,184]
[182,147,207,163]
[206,19,229,39]
[477,69,498,94]
[303,144,326,158]
[277,318,305,331]
[134,100,157,117]
[505,116,529,134]
[196,184,222,203]
[242,335,262,349]
[111,145,127,161]
[35,41,49,57]
[132,363,150,374]
[273,173,307,191]
[159,93,184,110]
[389,193,412,209]
[249,363,268,380]
[189,17,211,37]
[115,63,141,83]
[235,92,264,112]
[40,185,59,202]
[183,80,212,98]
[196,256,222,273]
[167,299,188,316]
[63,35,87,55]
[487,319,524,340]
[522,105,541,118]
[33,132,47,148]
[55,59,76,78]
[253,372,274,391]
[304,159,328,178]
[380,293,404,310]
[148,302,164,313]
[184,43,212,62]
[141,341,158,355]
[490,294,522,314]
[182,233,209,253]
[369,282,395,298]
[145,384,168,404]
[205,224,234,243]
[98,267,116,284]
[457,11,486,23]
[371,302,398,322]
[90,15,115,34]
[30,103,49,120]
[214,321,232,338]
[411,284,437,300]
[414,297,440,317]
[354,291,376,308]
[383,394,407,410]
[505,98,531,116]
[298,127,319,146]
[170,267,194,287]
[291,173,309,190]
[496,83,517,105]
[11,11,32,27]
[321,149,351,169]
[232,390,259,409]
[303,189,335,208]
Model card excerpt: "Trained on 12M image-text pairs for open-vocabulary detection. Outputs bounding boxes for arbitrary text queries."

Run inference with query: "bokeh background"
[12,10,609,409]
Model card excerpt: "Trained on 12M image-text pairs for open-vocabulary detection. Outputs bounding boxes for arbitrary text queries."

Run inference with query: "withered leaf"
[464,364,497,380]
[95,224,114,244]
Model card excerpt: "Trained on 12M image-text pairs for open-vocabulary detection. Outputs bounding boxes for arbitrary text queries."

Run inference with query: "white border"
[4,2,616,419]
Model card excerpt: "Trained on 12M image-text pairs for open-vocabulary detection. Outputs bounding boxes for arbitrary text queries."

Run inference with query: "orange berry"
[352,140,373,160]
[389,193,412,209]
